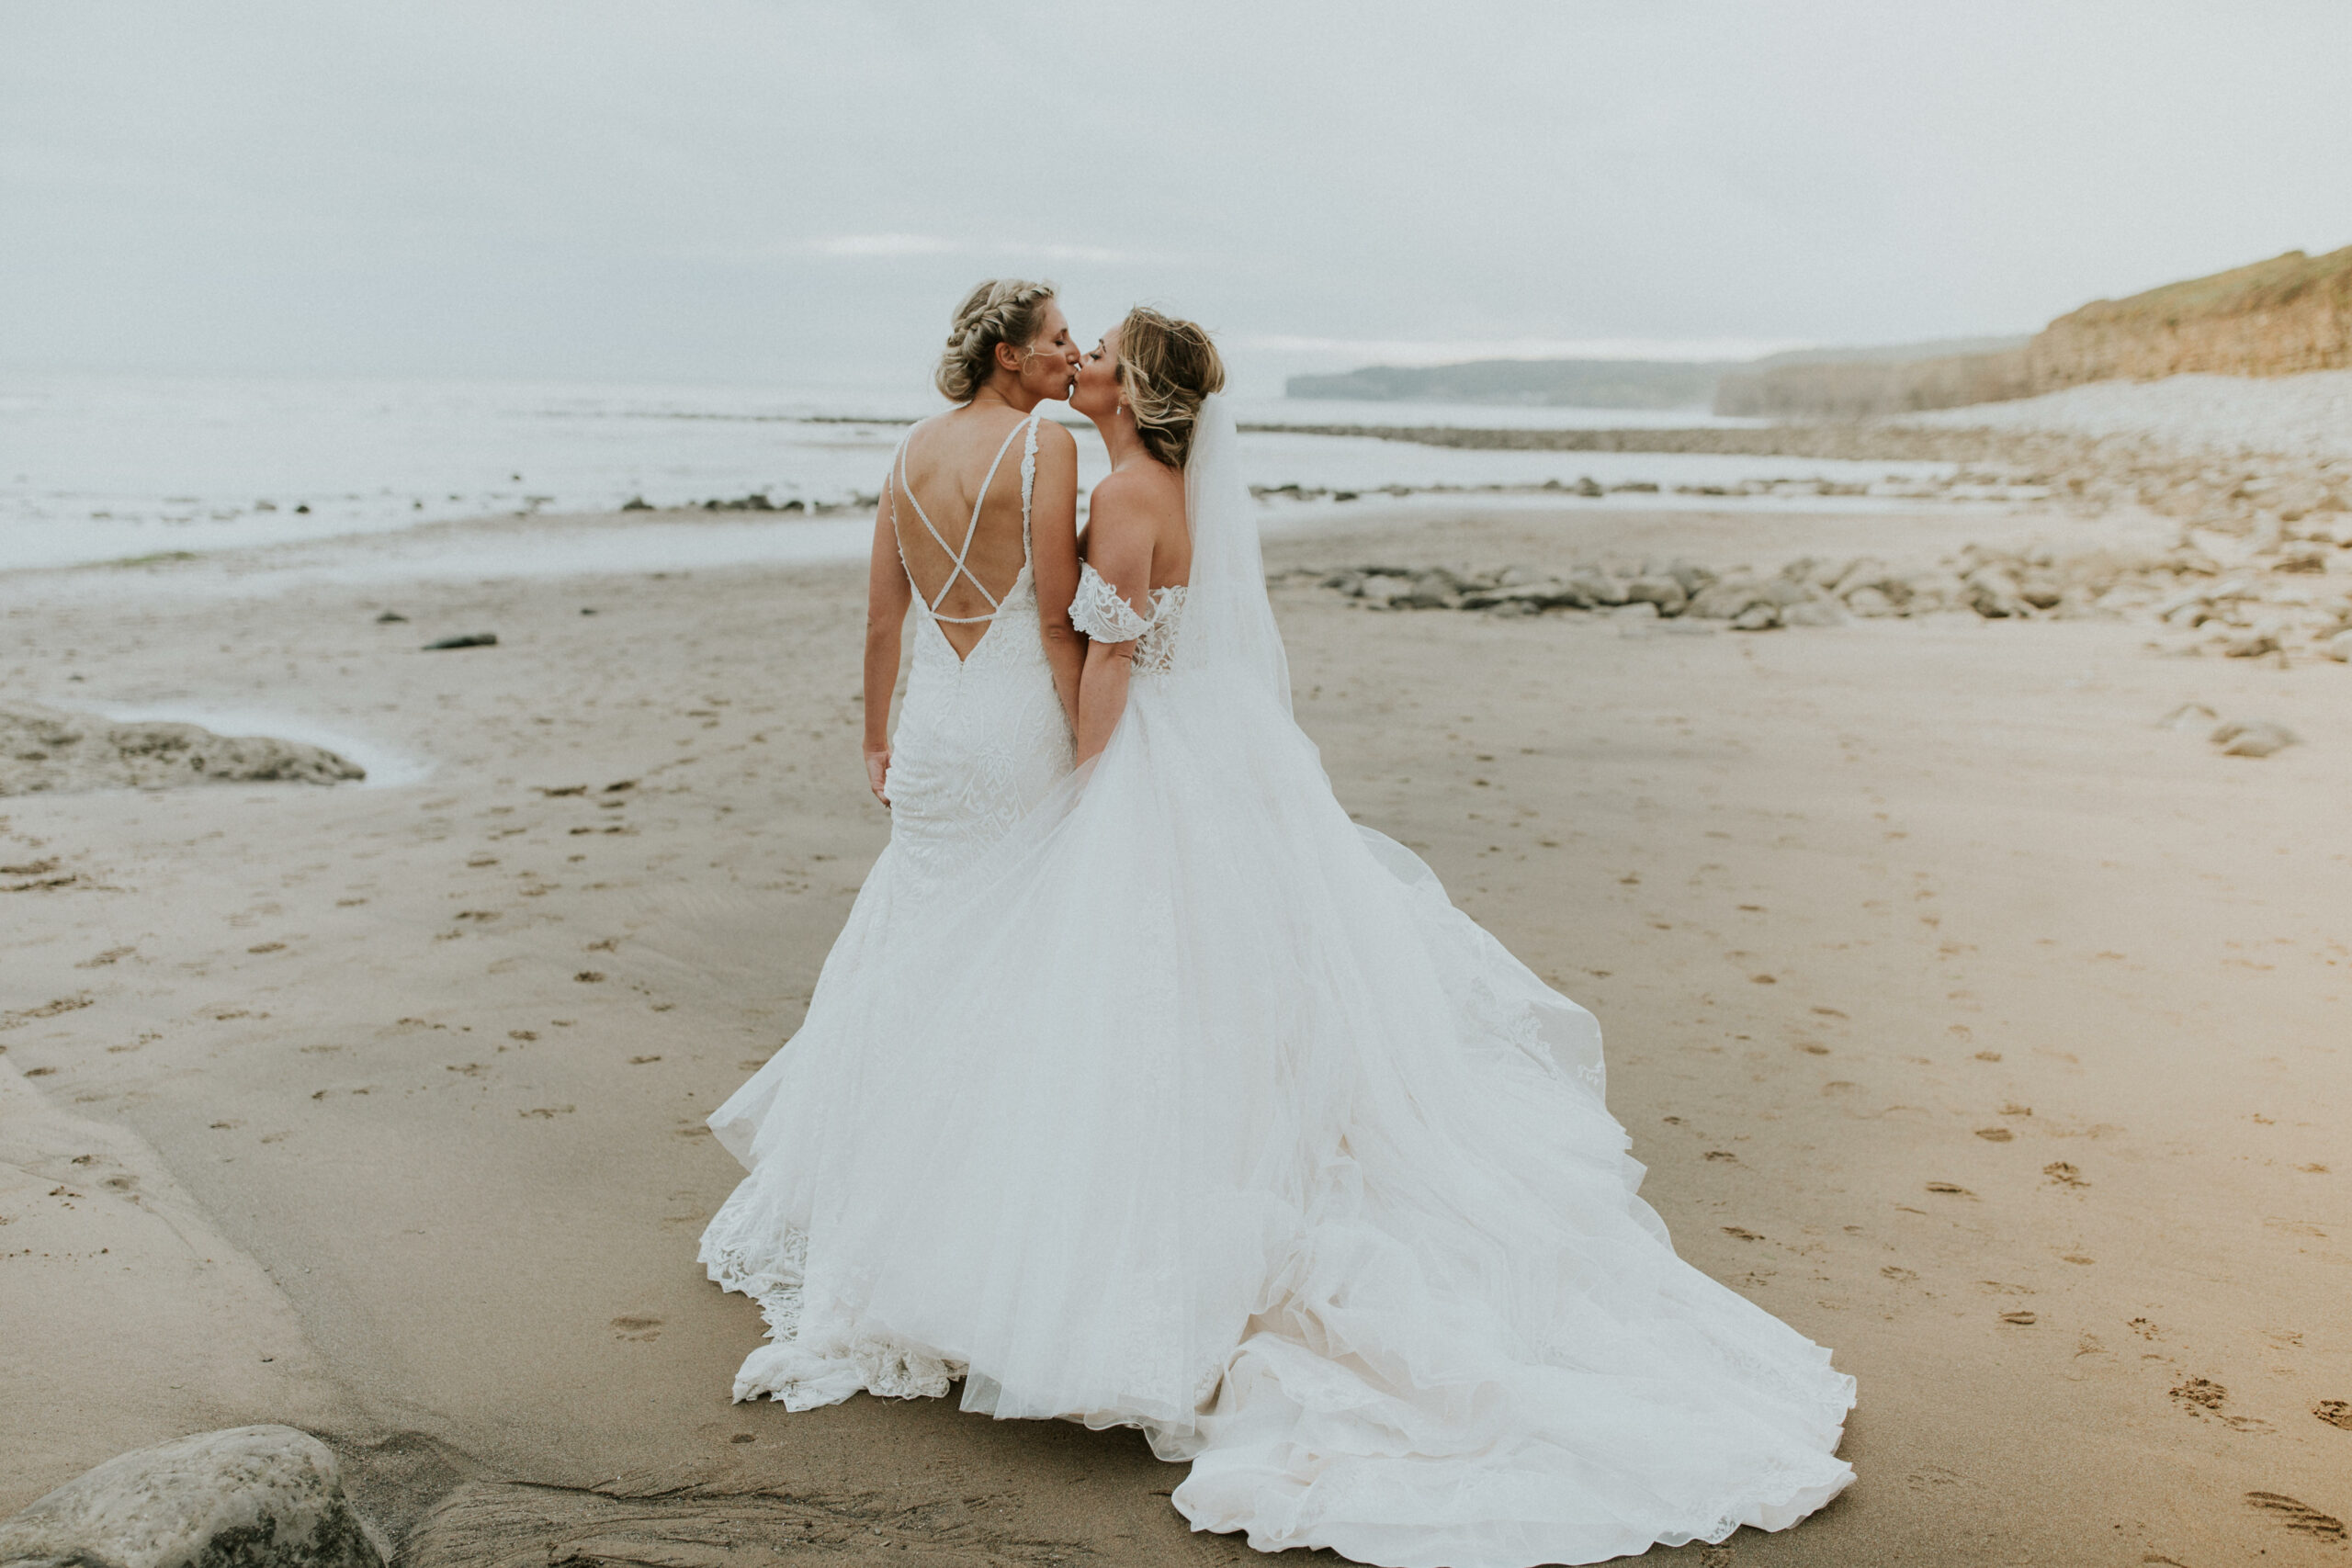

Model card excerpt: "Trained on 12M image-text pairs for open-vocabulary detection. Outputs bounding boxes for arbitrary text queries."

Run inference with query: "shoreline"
[0,388,2287,581]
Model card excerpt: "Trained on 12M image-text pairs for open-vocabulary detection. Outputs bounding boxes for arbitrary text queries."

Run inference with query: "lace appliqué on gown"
[1073,560,1187,677]
[702,1189,967,1407]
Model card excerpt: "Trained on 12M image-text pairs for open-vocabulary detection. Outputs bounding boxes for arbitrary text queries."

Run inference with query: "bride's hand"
[864,744,891,807]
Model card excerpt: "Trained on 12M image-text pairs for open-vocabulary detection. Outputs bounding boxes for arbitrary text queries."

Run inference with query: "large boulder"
[1963,565,2030,618]
[1687,573,1770,620]
[1781,599,1849,628]
[0,1427,382,1568]
[1621,576,1689,615]
[1829,558,1906,604]
[1844,586,1897,617]
[1563,567,1626,606]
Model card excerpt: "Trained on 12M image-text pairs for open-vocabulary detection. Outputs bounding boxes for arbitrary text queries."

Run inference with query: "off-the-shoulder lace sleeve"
[1071,560,1155,643]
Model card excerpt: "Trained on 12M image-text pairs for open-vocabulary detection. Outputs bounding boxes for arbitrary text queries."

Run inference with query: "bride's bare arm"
[1026,421,1085,738]
[863,487,911,805]
[1074,484,1156,765]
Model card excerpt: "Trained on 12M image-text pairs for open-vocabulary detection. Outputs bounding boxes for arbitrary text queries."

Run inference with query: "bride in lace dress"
[701,302,1857,1567]
[851,279,1083,897]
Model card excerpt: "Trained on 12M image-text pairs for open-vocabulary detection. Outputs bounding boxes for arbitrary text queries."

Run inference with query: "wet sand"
[3,499,2347,1564]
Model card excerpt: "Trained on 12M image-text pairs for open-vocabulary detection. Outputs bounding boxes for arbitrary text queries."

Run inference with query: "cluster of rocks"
[0,704,366,796]
[1250,473,2032,507]
[1299,527,2352,660]
[1278,407,2352,661]
[1304,558,1842,630]
[621,492,888,514]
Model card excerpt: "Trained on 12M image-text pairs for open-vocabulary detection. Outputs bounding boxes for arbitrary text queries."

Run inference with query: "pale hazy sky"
[5,1,2347,393]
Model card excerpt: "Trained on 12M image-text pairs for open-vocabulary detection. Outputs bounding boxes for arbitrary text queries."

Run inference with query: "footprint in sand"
[610,1314,662,1342]
[2244,1493,2346,1542]
[2170,1377,2227,1414]
[2314,1400,2352,1431]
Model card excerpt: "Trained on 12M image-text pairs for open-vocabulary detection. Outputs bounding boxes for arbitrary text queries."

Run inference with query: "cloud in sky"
[806,235,1148,265]
[3,0,2347,391]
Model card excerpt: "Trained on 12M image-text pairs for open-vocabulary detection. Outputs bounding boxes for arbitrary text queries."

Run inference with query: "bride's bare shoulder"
[1089,460,1182,523]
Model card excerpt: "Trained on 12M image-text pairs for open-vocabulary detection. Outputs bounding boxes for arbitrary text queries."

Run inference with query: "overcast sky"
[5,1,2347,393]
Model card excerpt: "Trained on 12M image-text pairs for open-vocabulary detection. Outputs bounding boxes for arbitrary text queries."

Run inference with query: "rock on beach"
[2211,717,2300,758]
[0,704,364,796]
[0,1426,383,1568]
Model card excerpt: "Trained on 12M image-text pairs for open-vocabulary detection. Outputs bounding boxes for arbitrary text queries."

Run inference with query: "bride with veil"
[700,295,1856,1567]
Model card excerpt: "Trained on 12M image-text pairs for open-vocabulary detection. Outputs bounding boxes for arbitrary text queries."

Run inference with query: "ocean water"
[2,374,1956,576]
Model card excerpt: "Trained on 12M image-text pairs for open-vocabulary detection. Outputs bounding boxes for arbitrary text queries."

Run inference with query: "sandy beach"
[5,479,2348,1563]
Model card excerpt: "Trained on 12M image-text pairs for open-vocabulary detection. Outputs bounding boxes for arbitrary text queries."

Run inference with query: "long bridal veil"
[1183,394,1292,715]
[1179,395,1612,1099]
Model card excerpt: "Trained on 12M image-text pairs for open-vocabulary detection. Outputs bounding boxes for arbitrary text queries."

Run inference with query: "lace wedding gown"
[809,407,1075,940]
[701,400,1855,1567]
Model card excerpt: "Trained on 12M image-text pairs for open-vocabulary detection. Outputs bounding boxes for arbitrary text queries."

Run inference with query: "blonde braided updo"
[935,278,1059,403]
[1113,307,1227,469]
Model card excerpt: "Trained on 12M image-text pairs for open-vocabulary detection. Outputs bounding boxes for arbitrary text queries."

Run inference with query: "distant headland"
[1288,245,2352,420]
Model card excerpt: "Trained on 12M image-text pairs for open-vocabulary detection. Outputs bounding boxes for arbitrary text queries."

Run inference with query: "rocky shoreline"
[1295,531,2352,664]
[1241,419,2348,525]
[1264,409,2352,663]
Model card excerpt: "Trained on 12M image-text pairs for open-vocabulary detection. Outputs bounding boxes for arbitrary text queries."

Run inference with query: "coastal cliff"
[1711,349,2037,420]
[2025,244,2352,385]
[1715,244,2352,418]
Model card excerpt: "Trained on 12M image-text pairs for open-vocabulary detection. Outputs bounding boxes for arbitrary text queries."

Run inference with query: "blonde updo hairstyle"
[935,278,1059,403]
[1114,306,1227,468]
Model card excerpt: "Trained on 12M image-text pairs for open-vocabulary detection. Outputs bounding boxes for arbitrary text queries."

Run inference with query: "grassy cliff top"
[2060,245,2352,325]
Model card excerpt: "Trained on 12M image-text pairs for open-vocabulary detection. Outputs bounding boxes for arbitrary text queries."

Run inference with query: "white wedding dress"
[701,399,1855,1567]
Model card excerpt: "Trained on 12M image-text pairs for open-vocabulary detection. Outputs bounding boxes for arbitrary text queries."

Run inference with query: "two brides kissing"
[697,279,1856,1568]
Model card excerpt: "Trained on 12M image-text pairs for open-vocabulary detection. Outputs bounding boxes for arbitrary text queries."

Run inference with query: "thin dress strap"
[1017,411,1042,566]
[888,412,1038,626]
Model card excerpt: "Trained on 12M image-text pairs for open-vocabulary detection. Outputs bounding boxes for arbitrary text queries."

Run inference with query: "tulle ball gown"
[700,399,1855,1566]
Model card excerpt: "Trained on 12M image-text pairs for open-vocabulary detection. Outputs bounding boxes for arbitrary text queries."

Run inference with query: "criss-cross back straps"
[891,410,1042,626]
